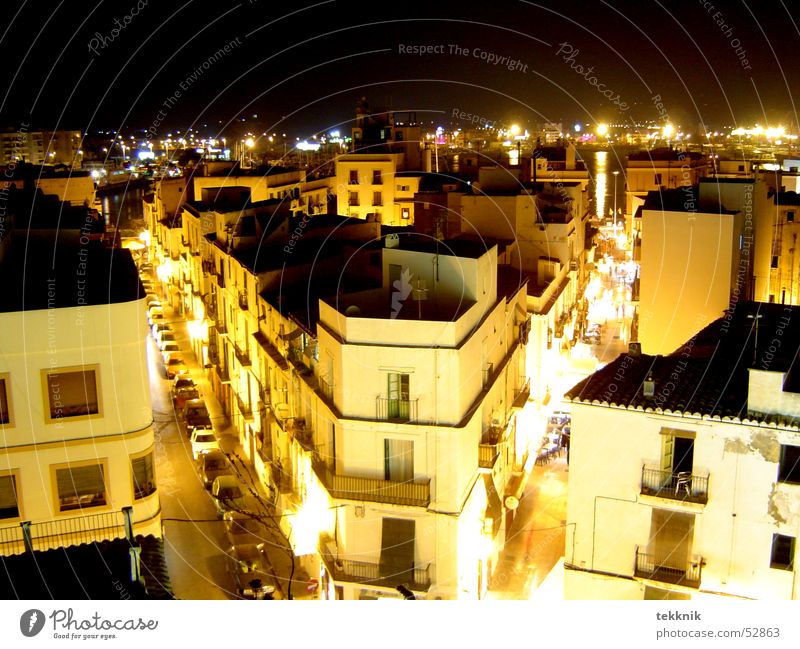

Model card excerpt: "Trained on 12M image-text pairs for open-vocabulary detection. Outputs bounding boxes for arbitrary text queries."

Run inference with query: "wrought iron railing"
[313,462,430,507]
[479,443,499,468]
[232,339,251,367]
[482,363,494,389]
[634,547,703,589]
[0,511,127,556]
[375,396,418,423]
[320,548,431,592]
[318,376,334,404]
[640,466,709,505]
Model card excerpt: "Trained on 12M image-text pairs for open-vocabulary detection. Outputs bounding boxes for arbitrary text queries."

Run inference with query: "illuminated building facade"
[564,304,800,600]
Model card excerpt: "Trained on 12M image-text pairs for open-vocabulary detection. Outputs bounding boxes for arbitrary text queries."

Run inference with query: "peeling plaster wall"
[566,400,799,600]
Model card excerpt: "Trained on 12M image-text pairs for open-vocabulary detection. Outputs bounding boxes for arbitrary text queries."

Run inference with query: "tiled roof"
[0,535,172,600]
[565,303,800,426]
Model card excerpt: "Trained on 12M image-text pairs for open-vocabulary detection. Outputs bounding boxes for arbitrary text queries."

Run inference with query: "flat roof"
[0,230,142,312]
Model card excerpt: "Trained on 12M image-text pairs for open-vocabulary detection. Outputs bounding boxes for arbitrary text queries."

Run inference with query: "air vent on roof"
[628,342,642,357]
[643,373,655,398]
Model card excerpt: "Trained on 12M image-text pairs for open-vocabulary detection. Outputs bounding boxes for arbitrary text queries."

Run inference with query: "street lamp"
[612,170,619,239]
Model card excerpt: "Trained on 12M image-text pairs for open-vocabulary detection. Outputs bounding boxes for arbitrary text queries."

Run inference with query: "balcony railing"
[482,363,494,389]
[235,393,253,420]
[479,443,500,468]
[512,378,531,408]
[634,547,703,589]
[375,396,418,423]
[640,466,709,505]
[479,426,504,468]
[313,462,430,507]
[318,375,334,404]
[232,339,251,367]
[0,511,128,556]
[238,291,248,311]
[320,547,431,592]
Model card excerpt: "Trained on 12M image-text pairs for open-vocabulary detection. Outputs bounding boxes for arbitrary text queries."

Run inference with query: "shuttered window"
[55,464,106,511]
[132,453,156,500]
[379,518,415,581]
[0,474,19,519]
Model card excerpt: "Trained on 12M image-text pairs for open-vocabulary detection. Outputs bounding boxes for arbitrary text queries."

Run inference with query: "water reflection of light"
[595,151,607,221]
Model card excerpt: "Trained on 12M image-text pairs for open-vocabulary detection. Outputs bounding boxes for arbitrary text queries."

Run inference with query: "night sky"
[0,0,797,137]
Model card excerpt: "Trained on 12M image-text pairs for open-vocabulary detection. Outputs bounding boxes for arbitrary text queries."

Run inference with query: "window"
[348,170,358,185]
[772,255,779,269]
[132,453,156,500]
[770,534,795,570]
[55,463,107,512]
[788,211,795,222]
[654,173,662,186]
[0,374,12,425]
[349,192,359,207]
[778,444,800,484]
[372,170,382,185]
[401,208,410,220]
[373,191,382,206]
[384,439,413,482]
[0,473,20,520]
[44,366,100,421]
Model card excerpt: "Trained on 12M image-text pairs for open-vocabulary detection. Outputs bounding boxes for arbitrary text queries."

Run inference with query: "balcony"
[201,260,214,276]
[0,511,127,556]
[320,545,431,592]
[232,339,251,367]
[640,467,709,505]
[375,396,418,423]
[634,547,703,589]
[479,426,504,469]
[216,270,225,288]
[318,375,334,404]
[235,393,253,421]
[313,462,430,507]
[482,363,494,389]
[238,291,248,311]
[512,379,531,409]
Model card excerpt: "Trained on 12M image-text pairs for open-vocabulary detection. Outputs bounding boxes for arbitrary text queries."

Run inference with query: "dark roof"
[565,302,800,425]
[642,188,737,214]
[773,191,800,207]
[0,230,142,312]
[0,535,173,600]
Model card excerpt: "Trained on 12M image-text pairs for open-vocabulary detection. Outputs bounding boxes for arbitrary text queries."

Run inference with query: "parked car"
[161,342,180,362]
[190,425,219,460]
[225,544,275,600]
[198,450,232,490]
[163,353,188,379]
[182,398,211,430]
[156,329,177,350]
[224,511,266,546]
[148,308,165,328]
[212,475,246,518]
[171,375,199,406]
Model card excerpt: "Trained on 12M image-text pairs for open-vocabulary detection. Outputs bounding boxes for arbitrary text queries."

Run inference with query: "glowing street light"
[596,123,609,137]
[612,170,619,238]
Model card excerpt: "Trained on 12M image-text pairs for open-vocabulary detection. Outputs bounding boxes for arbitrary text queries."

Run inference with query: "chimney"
[643,373,655,397]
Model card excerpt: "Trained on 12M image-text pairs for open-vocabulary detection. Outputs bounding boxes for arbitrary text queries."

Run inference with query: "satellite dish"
[505,496,520,510]
[345,305,361,316]
[385,233,400,248]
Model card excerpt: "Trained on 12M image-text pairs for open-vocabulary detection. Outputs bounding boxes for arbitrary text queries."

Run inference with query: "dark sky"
[0,0,797,137]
